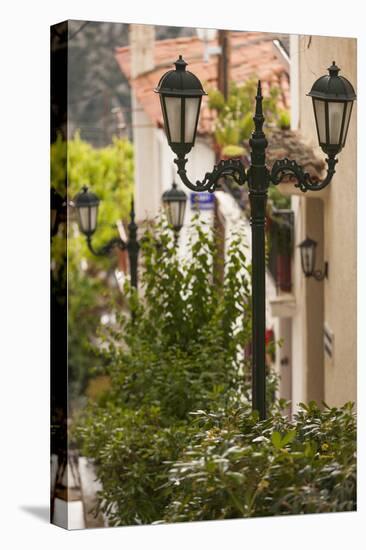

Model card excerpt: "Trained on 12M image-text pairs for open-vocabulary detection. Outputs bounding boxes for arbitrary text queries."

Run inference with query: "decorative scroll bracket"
[86,235,127,257]
[174,156,247,193]
[270,156,338,192]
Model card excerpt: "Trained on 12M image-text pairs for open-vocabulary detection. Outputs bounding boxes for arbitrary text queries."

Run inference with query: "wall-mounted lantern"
[299,237,328,281]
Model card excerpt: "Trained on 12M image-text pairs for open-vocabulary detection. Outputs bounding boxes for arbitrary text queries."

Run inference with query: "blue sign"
[190,192,215,211]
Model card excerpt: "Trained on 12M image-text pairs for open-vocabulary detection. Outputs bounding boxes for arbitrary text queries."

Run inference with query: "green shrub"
[79,403,188,524]
[97,217,253,415]
[163,401,356,522]
[78,398,356,525]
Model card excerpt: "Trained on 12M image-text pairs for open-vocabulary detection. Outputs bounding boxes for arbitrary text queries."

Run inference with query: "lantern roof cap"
[74,186,100,208]
[298,236,317,248]
[308,61,356,101]
[162,181,187,202]
[155,55,207,97]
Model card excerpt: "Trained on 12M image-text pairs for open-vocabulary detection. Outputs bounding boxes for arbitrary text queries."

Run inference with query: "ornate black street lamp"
[156,55,205,162]
[299,237,328,281]
[309,62,355,162]
[155,57,356,419]
[73,186,139,289]
[162,181,187,242]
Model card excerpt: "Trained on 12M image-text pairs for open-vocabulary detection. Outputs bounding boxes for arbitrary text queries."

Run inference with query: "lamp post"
[73,186,140,289]
[299,237,328,281]
[74,185,187,288]
[155,57,356,419]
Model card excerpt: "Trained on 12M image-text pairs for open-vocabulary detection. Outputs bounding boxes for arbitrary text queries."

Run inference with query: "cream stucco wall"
[290,194,307,409]
[297,35,357,406]
[132,95,162,223]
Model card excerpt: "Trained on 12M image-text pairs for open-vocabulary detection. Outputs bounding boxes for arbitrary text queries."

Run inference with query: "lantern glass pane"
[78,206,90,233]
[184,97,200,143]
[314,99,326,143]
[341,101,353,146]
[78,205,98,234]
[328,101,344,145]
[179,200,187,227]
[164,201,179,228]
[90,205,98,233]
[301,243,315,276]
[165,97,182,143]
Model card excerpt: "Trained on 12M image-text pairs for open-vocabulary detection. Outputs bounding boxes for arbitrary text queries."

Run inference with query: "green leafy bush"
[101,217,253,415]
[164,401,356,522]
[78,398,356,525]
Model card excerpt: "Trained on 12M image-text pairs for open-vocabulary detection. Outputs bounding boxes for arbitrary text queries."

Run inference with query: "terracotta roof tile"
[115,32,290,136]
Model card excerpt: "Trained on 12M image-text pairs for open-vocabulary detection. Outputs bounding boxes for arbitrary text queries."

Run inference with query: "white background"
[0,0,364,548]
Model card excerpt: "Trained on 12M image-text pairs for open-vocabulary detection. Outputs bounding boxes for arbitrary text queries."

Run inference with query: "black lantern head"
[155,55,207,158]
[74,186,100,236]
[298,237,317,277]
[308,61,356,157]
[51,187,64,237]
[162,181,187,233]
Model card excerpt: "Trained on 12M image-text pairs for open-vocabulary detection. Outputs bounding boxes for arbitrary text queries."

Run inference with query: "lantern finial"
[174,55,187,71]
[328,61,340,76]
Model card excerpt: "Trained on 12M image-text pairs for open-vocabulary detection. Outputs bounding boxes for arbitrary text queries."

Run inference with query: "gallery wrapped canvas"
[51,20,357,529]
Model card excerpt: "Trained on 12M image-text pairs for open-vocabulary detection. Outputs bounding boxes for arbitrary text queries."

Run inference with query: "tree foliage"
[51,134,134,399]
[51,133,133,253]
[208,79,290,149]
